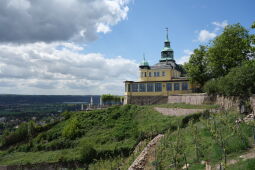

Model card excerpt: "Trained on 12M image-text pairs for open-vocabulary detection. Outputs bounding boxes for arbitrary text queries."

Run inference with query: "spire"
[165,27,169,41]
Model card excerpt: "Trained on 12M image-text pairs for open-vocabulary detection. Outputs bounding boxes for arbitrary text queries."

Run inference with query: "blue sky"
[0,0,254,95]
[86,0,255,65]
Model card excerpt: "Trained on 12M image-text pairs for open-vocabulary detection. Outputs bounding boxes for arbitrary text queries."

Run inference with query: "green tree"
[185,45,210,89]
[207,24,253,78]
[251,22,255,55]
[204,60,255,99]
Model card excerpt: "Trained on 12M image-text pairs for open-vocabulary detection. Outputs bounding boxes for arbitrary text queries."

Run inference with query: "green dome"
[140,55,149,67]
[140,60,149,66]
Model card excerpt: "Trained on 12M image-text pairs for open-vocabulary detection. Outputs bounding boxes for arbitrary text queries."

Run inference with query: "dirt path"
[128,134,164,170]
[154,107,205,116]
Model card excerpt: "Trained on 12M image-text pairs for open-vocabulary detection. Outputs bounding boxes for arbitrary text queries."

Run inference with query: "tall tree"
[251,22,255,54]
[184,45,210,88]
[204,60,255,99]
[207,24,253,78]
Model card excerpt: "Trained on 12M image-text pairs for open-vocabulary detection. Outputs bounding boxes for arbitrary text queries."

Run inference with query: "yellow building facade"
[124,29,194,104]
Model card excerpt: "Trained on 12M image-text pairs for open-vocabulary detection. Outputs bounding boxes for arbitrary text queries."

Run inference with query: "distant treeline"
[0,95,101,104]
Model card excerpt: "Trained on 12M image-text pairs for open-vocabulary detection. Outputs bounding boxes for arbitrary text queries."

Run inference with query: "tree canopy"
[185,23,255,96]
[184,45,210,88]
[207,23,252,78]
[203,60,255,99]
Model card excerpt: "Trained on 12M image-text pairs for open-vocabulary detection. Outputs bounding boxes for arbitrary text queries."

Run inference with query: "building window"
[139,83,146,92]
[147,83,154,92]
[131,84,139,92]
[182,82,188,90]
[155,83,162,92]
[157,72,160,77]
[154,72,157,77]
[162,72,165,76]
[166,83,172,91]
[144,72,147,77]
[174,83,180,91]
[149,72,152,77]
[141,72,143,77]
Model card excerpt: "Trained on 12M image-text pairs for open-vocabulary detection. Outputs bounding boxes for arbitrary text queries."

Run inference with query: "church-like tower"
[160,28,174,62]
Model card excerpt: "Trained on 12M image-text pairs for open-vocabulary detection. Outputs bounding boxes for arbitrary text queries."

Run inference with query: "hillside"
[0,104,184,168]
[0,104,255,169]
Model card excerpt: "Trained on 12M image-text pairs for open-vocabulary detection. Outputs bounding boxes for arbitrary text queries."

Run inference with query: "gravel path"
[154,107,205,116]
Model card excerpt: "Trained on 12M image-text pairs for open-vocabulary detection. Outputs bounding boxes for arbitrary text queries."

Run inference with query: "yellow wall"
[139,68,181,82]
[124,81,194,96]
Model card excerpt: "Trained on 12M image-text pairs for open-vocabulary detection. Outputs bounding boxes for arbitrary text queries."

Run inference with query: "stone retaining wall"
[168,94,255,112]
[167,93,211,105]
[125,94,255,112]
[124,95,168,105]
[128,134,164,170]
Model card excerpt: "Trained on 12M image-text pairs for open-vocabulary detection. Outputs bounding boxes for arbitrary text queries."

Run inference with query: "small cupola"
[139,54,150,69]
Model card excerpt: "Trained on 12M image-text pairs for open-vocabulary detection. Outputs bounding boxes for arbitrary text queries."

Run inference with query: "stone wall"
[213,96,240,111]
[124,95,168,105]
[125,94,255,112]
[168,94,255,112]
[167,93,211,105]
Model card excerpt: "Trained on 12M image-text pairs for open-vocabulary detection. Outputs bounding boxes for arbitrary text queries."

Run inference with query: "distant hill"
[0,95,101,105]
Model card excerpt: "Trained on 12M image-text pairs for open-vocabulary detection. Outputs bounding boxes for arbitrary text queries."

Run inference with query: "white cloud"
[0,43,138,95]
[97,23,112,33]
[198,30,217,43]
[212,20,228,31]
[177,49,193,64]
[0,0,134,95]
[0,0,130,43]
[196,20,228,43]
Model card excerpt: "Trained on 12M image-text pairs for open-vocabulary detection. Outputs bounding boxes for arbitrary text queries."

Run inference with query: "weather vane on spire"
[165,27,169,41]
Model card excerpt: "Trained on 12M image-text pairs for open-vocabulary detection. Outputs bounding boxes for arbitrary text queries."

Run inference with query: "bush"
[62,117,79,139]
[80,143,97,163]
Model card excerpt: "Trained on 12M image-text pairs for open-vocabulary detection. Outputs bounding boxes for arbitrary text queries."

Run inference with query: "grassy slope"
[1,103,251,169]
[0,104,184,166]
[155,111,254,170]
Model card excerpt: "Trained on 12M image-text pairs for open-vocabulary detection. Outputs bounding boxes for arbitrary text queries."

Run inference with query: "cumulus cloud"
[198,30,217,43]
[0,0,130,43]
[177,49,193,64]
[196,20,228,43]
[212,20,228,31]
[0,43,138,95]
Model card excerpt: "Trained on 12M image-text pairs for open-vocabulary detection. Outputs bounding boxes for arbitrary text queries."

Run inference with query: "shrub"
[62,117,79,139]
[80,143,97,163]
